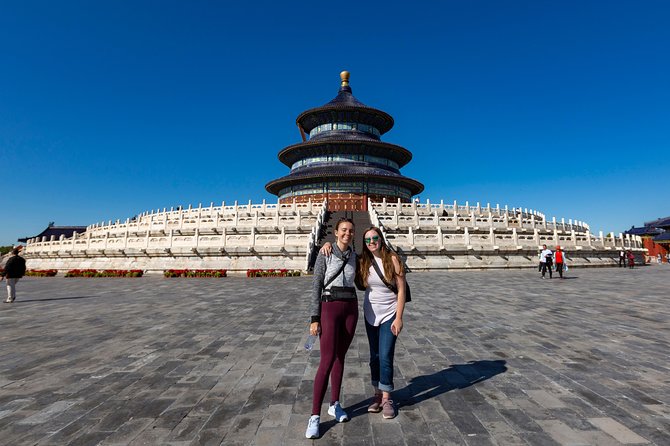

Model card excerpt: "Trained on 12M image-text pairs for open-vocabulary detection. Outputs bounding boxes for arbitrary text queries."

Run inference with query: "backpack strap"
[323,251,350,289]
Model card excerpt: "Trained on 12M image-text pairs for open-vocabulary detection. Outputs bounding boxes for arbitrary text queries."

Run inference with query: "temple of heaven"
[265,71,424,211]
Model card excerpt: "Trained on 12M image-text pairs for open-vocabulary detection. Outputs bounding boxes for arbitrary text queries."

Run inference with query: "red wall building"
[625,216,670,263]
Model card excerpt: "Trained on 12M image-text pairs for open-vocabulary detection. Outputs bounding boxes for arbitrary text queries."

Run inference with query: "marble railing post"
[599,231,604,247]
[571,229,577,246]
[464,227,470,246]
[382,197,387,212]
[586,230,592,247]
[534,228,540,245]
[553,228,559,246]
[437,226,444,249]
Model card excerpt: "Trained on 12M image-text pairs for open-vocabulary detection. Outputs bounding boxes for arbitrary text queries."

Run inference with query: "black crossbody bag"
[321,253,356,302]
[371,259,412,303]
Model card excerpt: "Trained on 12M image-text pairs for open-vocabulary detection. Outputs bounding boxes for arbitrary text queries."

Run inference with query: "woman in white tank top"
[356,226,407,419]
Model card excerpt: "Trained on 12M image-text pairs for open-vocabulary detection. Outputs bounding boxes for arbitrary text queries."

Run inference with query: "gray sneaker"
[305,415,319,439]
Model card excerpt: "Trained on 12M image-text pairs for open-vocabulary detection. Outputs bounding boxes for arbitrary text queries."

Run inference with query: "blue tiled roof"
[289,164,402,178]
[653,232,670,242]
[624,226,661,236]
[266,165,424,195]
[296,85,394,134]
[324,85,368,107]
[277,139,413,168]
[644,216,670,229]
[309,130,379,142]
[18,225,87,243]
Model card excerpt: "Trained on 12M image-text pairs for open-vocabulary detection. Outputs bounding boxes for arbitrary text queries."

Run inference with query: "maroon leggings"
[312,299,358,415]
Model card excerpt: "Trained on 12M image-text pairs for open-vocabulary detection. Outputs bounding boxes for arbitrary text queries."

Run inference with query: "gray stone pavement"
[0,266,668,446]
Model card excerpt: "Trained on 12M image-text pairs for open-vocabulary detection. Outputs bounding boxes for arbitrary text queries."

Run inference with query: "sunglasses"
[364,235,380,244]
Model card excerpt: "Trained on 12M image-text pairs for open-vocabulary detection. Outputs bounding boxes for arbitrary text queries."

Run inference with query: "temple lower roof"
[265,165,424,195]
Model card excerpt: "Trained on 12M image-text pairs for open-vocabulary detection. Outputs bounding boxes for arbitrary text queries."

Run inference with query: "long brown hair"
[356,226,404,289]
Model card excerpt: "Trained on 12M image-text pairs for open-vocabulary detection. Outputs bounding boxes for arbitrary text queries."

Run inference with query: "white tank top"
[364,257,398,326]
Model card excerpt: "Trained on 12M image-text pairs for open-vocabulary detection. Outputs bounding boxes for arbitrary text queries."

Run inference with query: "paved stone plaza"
[0,267,668,446]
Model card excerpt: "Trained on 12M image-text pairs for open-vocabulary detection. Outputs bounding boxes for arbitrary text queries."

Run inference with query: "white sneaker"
[328,401,349,422]
[305,415,320,439]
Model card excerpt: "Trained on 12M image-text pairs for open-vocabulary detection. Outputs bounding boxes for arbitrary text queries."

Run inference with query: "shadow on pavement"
[14,296,98,303]
[397,359,508,407]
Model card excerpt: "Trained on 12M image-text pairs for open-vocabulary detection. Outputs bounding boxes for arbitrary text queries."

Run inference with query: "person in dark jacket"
[2,248,26,303]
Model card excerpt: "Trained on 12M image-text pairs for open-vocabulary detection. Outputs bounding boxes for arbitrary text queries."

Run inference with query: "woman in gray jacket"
[306,218,358,439]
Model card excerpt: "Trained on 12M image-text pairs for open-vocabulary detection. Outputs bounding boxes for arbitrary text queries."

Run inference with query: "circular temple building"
[266,71,424,211]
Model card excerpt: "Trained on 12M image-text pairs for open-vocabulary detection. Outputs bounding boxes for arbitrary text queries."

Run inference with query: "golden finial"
[340,70,350,87]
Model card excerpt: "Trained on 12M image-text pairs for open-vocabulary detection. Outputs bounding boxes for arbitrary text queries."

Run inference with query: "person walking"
[619,250,626,267]
[306,218,358,439]
[554,246,566,279]
[539,244,553,279]
[356,227,406,420]
[1,248,27,303]
[627,250,635,269]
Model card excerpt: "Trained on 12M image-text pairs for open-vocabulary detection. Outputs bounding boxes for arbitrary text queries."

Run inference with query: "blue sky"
[1,1,669,245]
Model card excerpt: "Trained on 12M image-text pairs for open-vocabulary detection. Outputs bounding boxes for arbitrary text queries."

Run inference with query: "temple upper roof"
[296,72,394,135]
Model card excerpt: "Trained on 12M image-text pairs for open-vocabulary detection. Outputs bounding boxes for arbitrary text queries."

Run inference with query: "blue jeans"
[365,314,397,392]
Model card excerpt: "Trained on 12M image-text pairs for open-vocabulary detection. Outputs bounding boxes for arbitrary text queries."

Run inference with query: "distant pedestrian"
[619,250,626,267]
[666,252,670,264]
[627,250,635,269]
[657,254,662,264]
[554,246,566,279]
[539,244,553,279]
[1,248,26,303]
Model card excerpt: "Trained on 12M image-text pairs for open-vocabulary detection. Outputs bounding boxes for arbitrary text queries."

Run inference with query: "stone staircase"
[307,210,372,271]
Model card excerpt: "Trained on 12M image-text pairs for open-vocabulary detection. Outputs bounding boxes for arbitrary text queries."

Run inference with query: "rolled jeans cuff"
[372,380,393,392]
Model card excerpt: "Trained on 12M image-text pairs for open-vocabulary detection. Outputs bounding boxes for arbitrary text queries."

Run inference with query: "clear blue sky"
[1,1,669,245]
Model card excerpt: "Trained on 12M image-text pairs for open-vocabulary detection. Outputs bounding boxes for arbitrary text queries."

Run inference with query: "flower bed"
[26,269,58,277]
[163,269,227,278]
[65,269,143,278]
[246,269,301,277]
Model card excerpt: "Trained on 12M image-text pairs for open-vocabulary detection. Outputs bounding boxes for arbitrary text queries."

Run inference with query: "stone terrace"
[0,267,668,445]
